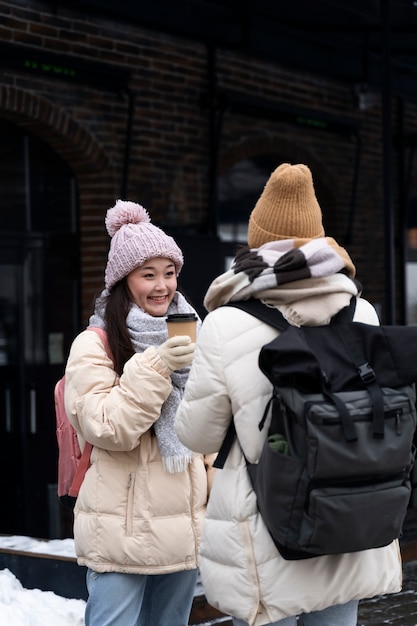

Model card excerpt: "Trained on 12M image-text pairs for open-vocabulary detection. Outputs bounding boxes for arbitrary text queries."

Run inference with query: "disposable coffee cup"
[166,314,197,342]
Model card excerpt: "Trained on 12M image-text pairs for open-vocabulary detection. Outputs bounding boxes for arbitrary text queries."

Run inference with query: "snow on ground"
[0,569,86,626]
[0,534,76,558]
[0,535,86,626]
[0,535,208,625]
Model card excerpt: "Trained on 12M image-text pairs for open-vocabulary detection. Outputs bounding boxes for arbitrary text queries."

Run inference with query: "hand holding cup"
[156,336,195,371]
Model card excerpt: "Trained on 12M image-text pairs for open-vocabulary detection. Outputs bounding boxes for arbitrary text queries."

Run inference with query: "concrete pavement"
[358,559,417,626]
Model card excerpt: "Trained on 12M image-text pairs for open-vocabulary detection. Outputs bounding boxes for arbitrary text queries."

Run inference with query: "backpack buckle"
[358,363,376,384]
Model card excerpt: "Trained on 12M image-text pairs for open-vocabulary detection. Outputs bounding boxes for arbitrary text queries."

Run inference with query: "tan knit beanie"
[247,163,325,248]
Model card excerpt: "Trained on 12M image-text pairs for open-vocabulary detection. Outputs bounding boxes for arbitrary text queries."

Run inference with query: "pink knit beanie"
[104,200,184,289]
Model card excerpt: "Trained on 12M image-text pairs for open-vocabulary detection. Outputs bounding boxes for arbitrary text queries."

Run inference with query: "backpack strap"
[214,300,287,469]
[86,325,113,359]
[335,323,385,438]
[226,298,289,332]
[68,326,113,497]
[328,297,385,438]
[213,420,237,469]
[68,442,93,497]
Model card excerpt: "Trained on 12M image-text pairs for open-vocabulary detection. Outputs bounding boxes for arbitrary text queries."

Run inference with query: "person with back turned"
[175,163,402,626]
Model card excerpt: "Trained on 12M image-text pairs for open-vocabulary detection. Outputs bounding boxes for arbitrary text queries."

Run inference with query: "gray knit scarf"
[90,291,201,473]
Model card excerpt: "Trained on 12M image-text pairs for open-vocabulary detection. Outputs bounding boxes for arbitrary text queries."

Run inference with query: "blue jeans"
[85,567,198,626]
[232,599,358,626]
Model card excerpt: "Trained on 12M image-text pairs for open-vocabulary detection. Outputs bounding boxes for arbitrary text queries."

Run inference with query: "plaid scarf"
[204,238,359,325]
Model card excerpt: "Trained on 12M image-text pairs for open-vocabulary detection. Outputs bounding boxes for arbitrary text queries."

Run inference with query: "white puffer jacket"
[175,294,402,625]
[64,329,208,574]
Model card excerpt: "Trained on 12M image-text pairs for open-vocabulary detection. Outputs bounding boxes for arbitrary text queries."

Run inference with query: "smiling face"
[126,257,178,316]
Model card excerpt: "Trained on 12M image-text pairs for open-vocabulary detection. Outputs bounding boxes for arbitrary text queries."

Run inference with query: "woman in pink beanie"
[63,200,210,626]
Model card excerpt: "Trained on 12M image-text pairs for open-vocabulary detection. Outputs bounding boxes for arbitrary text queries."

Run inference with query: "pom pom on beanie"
[247,163,325,248]
[105,200,151,237]
[104,199,184,289]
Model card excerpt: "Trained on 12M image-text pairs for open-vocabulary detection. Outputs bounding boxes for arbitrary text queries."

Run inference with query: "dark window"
[217,155,281,242]
[0,119,75,234]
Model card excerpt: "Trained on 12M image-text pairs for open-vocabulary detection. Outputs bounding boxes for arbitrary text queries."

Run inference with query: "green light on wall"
[24,59,76,77]
[296,116,328,129]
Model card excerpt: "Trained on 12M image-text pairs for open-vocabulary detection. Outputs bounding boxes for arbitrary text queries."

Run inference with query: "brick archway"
[0,85,108,174]
[0,85,118,321]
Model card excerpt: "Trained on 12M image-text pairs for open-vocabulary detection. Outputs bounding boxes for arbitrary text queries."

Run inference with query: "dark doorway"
[0,120,80,538]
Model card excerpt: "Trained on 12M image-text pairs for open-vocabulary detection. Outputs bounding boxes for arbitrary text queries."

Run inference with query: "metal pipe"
[381,0,395,324]
[121,87,135,199]
[345,131,362,246]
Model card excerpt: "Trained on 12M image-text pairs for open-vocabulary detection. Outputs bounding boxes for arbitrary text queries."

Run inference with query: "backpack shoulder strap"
[330,300,385,438]
[68,442,93,497]
[214,299,287,470]
[225,298,289,332]
[86,325,113,361]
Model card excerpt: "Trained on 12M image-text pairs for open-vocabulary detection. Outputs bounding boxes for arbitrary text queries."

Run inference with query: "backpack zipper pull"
[396,410,402,435]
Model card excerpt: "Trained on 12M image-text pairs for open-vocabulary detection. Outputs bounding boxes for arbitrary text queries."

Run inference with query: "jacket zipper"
[126,473,134,536]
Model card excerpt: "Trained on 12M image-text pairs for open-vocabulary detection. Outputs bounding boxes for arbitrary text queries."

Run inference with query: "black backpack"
[214,297,417,560]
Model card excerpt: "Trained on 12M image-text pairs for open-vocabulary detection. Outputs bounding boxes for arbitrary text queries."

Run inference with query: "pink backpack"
[55,326,112,508]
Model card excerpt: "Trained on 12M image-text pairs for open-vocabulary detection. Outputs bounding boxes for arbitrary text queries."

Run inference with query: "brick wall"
[1,0,416,323]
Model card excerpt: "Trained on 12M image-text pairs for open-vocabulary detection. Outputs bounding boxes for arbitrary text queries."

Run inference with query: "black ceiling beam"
[48,1,417,101]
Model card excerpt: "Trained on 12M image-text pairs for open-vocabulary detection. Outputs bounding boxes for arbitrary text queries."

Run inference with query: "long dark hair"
[103,278,135,376]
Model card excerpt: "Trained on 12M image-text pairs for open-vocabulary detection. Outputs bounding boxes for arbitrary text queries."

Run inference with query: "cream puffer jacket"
[64,329,208,574]
[175,298,402,625]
